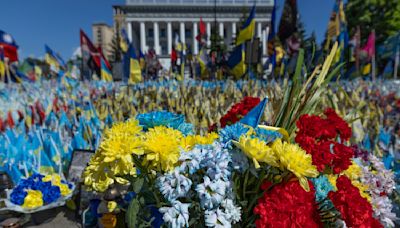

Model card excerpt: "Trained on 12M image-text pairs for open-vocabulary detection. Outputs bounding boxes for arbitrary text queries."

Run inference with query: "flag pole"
[371,30,376,81]
[394,42,399,79]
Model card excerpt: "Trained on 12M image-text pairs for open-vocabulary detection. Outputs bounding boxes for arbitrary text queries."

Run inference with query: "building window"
[148,28,154,38]
[173,29,179,36]
[185,29,191,38]
[160,29,166,38]
[161,45,167,55]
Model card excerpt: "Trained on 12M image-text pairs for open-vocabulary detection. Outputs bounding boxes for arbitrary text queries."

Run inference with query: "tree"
[297,16,306,48]
[346,0,400,44]
[109,22,123,62]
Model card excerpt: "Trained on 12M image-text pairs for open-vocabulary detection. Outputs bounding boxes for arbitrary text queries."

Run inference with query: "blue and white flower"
[157,170,192,203]
[219,123,250,146]
[136,111,194,135]
[159,201,191,228]
[221,199,241,224]
[177,147,204,175]
[196,176,227,210]
[204,208,231,228]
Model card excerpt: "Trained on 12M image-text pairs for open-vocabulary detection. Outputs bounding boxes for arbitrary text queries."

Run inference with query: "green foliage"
[126,198,140,228]
[110,22,123,62]
[272,43,342,138]
[346,0,400,44]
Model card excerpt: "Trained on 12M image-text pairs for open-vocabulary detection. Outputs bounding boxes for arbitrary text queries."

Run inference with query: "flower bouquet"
[1,173,75,213]
[81,44,397,227]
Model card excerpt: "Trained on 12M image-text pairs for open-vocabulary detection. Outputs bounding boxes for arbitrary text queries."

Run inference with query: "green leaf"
[133,177,144,193]
[126,198,140,228]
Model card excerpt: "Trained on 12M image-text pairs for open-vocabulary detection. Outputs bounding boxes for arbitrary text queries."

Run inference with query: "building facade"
[92,23,114,61]
[113,0,273,67]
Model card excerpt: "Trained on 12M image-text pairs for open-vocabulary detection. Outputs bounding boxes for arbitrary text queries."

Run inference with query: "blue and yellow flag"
[45,45,66,73]
[123,44,142,84]
[139,50,146,70]
[227,45,246,79]
[0,49,5,80]
[120,29,129,53]
[100,58,112,81]
[240,98,268,128]
[236,5,256,45]
[197,47,209,77]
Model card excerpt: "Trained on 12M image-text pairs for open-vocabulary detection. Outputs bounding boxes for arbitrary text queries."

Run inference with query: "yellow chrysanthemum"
[342,161,371,202]
[83,152,134,192]
[22,190,44,209]
[143,126,183,172]
[195,132,219,145]
[342,161,363,180]
[181,132,219,151]
[272,139,319,192]
[83,120,144,192]
[100,119,144,162]
[233,136,279,169]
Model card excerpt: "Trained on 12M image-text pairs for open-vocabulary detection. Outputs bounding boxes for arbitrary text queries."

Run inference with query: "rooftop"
[125,0,272,6]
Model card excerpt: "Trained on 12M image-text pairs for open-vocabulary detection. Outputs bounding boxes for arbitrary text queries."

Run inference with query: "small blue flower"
[10,186,27,205]
[221,199,241,224]
[311,175,335,210]
[157,170,192,203]
[219,123,250,146]
[19,178,35,189]
[159,201,190,228]
[178,148,203,175]
[196,176,228,210]
[41,185,61,204]
[136,111,193,135]
[204,208,231,228]
[202,148,232,181]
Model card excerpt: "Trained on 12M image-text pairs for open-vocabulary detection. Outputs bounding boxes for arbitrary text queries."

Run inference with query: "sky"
[0,0,335,60]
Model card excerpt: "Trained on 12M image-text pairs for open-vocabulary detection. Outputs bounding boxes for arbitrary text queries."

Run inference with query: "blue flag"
[240,98,268,128]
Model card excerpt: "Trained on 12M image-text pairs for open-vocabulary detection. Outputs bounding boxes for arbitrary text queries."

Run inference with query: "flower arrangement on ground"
[8,173,74,210]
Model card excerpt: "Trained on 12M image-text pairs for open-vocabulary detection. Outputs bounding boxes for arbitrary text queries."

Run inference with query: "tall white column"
[154,22,160,55]
[127,22,133,43]
[258,23,262,38]
[262,27,268,55]
[206,22,211,46]
[219,22,224,38]
[232,22,237,38]
[180,22,185,44]
[140,22,146,52]
[167,22,172,55]
[193,22,198,54]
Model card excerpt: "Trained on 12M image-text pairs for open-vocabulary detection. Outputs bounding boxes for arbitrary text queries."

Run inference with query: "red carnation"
[254,180,322,228]
[295,108,354,173]
[328,176,383,228]
[211,96,260,129]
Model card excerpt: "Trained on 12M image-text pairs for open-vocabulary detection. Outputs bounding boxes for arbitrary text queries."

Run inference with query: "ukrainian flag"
[139,50,146,70]
[0,50,5,80]
[100,58,113,81]
[123,44,142,84]
[236,5,256,45]
[45,45,65,73]
[120,29,129,53]
[197,47,209,77]
[227,45,246,79]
